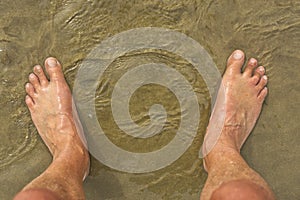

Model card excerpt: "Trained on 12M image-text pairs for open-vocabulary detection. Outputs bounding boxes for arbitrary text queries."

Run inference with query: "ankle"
[204,144,240,172]
[52,148,89,181]
[53,140,88,161]
[218,126,245,150]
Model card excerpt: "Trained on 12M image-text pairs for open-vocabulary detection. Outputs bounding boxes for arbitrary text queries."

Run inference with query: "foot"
[203,50,268,170]
[25,57,89,180]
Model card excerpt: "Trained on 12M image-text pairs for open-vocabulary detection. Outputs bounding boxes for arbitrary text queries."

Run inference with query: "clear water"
[0,0,299,199]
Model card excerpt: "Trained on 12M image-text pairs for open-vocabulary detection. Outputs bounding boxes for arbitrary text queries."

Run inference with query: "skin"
[14,58,89,200]
[200,50,276,200]
[15,50,275,200]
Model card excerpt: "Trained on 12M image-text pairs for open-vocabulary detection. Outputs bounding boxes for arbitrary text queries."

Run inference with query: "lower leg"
[210,179,270,200]
[201,139,275,200]
[15,146,89,200]
[200,50,275,200]
[14,189,60,200]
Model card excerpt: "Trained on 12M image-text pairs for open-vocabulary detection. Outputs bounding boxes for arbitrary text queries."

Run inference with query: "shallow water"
[0,0,299,199]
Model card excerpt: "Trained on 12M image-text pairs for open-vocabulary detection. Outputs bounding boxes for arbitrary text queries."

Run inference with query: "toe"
[33,65,49,86]
[258,87,268,102]
[251,70,262,85]
[243,58,257,77]
[225,50,245,75]
[256,75,268,91]
[25,95,35,109]
[29,73,40,90]
[25,83,36,98]
[45,57,66,82]
[255,66,265,76]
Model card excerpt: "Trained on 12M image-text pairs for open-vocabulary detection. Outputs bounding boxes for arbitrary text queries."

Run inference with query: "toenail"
[258,66,265,72]
[29,73,35,79]
[47,58,58,67]
[233,51,243,60]
[35,65,42,72]
[250,58,257,65]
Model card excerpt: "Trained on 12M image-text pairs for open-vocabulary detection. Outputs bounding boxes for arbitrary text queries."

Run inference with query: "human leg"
[200,50,275,200]
[14,58,89,200]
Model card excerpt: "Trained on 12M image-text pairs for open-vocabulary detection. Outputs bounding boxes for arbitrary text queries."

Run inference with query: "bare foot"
[203,50,268,170]
[25,57,89,180]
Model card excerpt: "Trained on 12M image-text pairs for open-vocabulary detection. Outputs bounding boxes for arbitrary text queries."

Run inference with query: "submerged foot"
[203,50,268,170]
[25,57,89,180]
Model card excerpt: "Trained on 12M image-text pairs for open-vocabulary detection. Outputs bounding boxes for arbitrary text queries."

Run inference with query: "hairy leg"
[14,58,89,200]
[200,50,275,200]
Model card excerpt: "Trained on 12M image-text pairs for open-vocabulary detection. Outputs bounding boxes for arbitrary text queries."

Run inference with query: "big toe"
[45,57,66,82]
[225,50,245,75]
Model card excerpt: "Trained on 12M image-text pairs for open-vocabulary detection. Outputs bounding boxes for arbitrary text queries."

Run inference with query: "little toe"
[25,83,36,98]
[28,73,40,90]
[243,58,257,77]
[225,50,245,75]
[25,95,35,109]
[45,57,66,82]
[33,65,49,86]
[256,75,268,91]
[258,87,268,102]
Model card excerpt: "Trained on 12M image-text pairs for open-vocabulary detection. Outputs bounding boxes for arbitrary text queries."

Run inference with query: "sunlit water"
[0,0,299,199]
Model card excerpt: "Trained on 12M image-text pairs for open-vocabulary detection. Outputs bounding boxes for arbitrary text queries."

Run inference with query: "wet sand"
[0,0,299,199]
